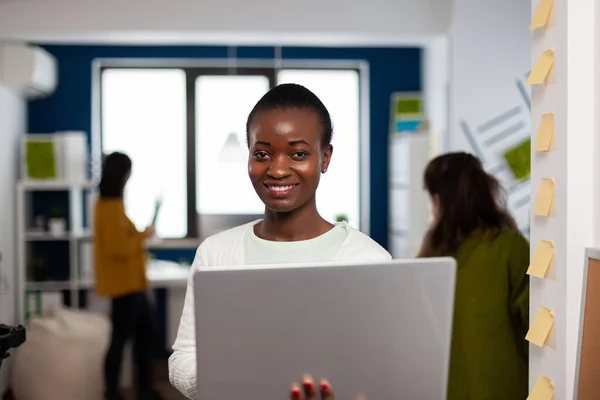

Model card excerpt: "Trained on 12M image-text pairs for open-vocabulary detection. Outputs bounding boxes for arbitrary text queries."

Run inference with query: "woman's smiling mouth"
[264,182,300,197]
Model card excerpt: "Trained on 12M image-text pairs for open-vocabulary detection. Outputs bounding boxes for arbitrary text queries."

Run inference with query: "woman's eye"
[254,151,269,160]
[292,151,308,160]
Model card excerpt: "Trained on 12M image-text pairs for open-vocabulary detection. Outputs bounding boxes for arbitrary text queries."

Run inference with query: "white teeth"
[269,185,294,191]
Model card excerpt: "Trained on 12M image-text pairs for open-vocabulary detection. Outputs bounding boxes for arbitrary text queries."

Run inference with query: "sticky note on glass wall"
[526,307,554,347]
[527,50,555,85]
[535,113,555,152]
[527,376,554,400]
[530,0,554,30]
[534,178,555,216]
[504,139,531,180]
[528,241,554,278]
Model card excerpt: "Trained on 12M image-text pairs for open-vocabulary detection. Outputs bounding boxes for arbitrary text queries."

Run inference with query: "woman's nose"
[267,155,292,178]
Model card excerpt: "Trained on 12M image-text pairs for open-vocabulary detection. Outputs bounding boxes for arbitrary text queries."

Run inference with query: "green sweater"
[427,230,530,400]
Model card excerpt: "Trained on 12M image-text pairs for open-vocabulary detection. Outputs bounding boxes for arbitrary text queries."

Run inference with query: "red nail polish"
[320,382,330,393]
[291,388,301,399]
[303,381,314,391]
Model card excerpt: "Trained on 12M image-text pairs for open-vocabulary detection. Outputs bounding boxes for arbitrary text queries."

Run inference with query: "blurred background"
[0,0,531,398]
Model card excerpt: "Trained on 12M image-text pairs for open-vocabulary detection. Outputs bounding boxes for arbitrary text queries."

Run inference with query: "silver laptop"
[194,258,456,399]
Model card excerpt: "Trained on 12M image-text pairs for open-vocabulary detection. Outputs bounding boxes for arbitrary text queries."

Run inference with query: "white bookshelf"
[388,131,434,258]
[18,180,95,191]
[15,180,95,322]
[387,92,436,258]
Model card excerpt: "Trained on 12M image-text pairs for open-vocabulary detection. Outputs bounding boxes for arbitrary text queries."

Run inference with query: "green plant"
[48,205,65,219]
[335,214,349,223]
[30,257,47,281]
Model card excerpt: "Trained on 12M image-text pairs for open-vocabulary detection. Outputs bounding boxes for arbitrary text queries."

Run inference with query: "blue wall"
[28,44,422,251]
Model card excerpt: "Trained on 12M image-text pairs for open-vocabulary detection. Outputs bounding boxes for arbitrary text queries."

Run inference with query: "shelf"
[18,180,96,191]
[17,177,96,321]
[26,280,93,291]
[25,231,92,241]
[26,281,72,291]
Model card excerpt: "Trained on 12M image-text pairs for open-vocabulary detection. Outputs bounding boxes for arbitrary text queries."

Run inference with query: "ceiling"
[0,0,452,46]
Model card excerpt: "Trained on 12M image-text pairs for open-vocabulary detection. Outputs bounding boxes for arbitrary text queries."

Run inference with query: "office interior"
[1,0,598,398]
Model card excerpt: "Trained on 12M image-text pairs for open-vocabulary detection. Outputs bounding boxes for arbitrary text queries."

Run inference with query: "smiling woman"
[249,111,329,214]
[246,84,333,239]
[168,83,391,399]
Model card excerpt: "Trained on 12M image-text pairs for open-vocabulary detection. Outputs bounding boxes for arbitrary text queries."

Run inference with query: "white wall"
[0,85,25,393]
[449,0,531,232]
[423,35,450,153]
[563,0,597,394]
[528,0,598,398]
[0,0,451,46]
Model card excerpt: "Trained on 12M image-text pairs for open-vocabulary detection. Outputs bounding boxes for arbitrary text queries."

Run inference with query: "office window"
[100,65,364,239]
[101,69,188,238]
[195,75,269,215]
[277,70,361,228]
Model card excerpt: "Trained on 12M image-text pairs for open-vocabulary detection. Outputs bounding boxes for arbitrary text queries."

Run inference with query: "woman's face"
[247,108,332,213]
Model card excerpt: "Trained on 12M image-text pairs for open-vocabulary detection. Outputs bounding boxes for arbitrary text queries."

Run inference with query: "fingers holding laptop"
[288,375,329,400]
[289,375,366,400]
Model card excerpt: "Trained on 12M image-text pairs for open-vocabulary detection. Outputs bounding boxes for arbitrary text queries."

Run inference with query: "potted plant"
[47,205,66,236]
[335,214,349,223]
[30,257,47,281]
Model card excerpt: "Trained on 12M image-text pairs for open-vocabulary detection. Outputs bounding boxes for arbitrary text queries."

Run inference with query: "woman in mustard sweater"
[94,152,161,400]
[418,152,529,400]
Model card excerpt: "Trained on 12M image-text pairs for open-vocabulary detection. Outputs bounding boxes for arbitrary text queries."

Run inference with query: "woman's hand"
[289,375,365,400]
[143,225,156,238]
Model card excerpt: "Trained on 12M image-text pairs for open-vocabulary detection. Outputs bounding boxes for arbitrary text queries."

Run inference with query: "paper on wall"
[527,50,555,85]
[530,0,554,30]
[528,240,554,278]
[504,139,531,180]
[526,307,555,347]
[535,113,555,152]
[527,376,554,400]
[534,178,555,216]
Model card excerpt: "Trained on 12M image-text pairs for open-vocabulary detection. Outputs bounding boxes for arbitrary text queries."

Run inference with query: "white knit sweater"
[168,220,391,399]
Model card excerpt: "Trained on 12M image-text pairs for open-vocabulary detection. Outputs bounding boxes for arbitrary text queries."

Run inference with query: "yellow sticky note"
[535,113,555,152]
[530,0,554,30]
[527,50,555,85]
[528,376,554,400]
[534,178,555,216]
[528,241,554,278]
[526,307,555,347]
[527,376,554,400]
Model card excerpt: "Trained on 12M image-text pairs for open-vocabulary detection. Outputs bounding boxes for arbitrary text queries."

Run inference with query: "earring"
[322,168,327,173]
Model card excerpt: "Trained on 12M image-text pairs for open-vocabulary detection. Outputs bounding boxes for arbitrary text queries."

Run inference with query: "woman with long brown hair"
[418,152,529,400]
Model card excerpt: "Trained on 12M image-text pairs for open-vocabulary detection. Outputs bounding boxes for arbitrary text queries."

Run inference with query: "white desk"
[86,260,189,389]
[146,260,189,350]
[146,259,190,287]
[87,259,189,342]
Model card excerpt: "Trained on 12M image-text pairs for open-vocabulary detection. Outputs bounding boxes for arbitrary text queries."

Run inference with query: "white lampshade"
[218,133,246,163]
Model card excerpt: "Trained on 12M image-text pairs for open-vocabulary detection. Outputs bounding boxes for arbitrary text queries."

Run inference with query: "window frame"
[185,67,277,238]
[93,59,370,247]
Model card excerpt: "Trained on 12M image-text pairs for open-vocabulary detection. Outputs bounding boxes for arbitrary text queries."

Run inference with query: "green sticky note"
[504,138,531,180]
[395,98,421,115]
[26,140,57,179]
